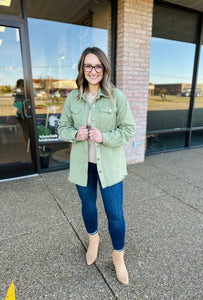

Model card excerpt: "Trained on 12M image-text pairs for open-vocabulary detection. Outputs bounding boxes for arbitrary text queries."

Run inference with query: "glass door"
[0,23,36,179]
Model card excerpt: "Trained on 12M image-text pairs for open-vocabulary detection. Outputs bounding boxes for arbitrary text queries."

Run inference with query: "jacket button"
[99,170,102,173]
[92,104,95,108]
[92,118,95,121]
[109,109,112,113]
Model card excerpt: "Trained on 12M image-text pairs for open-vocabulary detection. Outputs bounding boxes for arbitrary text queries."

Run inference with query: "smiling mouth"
[90,76,98,79]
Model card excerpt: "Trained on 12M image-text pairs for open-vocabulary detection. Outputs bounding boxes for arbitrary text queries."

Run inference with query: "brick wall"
[117,0,153,163]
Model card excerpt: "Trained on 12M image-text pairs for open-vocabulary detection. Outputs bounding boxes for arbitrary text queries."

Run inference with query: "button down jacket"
[58,87,136,188]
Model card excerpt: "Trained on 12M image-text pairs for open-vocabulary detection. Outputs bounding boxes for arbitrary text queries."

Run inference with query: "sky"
[0,26,23,87]
[0,20,203,88]
[150,37,203,85]
[28,18,108,83]
[0,19,108,87]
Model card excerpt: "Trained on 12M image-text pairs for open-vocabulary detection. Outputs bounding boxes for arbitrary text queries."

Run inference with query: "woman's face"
[83,53,104,89]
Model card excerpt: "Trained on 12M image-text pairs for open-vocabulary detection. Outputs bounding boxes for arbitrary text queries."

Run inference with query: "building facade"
[0,0,203,180]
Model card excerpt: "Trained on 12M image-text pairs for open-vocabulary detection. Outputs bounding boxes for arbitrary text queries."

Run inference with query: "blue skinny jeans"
[76,162,125,251]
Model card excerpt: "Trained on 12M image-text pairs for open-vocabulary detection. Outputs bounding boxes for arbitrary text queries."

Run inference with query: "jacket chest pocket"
[70,108,83,128]
[99,106,116,131]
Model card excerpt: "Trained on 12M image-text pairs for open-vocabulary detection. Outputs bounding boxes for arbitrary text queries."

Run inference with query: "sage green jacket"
[58,87,136,188]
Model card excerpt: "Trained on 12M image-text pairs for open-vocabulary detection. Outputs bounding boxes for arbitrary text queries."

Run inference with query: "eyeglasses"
[83,64,104,73]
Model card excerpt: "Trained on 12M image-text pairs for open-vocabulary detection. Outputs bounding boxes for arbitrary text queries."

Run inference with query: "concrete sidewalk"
[0,148,202,299]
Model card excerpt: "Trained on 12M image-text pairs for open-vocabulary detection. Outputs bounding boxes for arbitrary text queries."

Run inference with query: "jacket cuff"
[102,132,111,146]
[71,129,79,143]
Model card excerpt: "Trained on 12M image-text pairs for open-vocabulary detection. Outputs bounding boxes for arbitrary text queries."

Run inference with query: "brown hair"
[76,47,114,101]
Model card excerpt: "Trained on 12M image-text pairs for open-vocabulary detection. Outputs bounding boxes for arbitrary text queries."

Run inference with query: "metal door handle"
[23,99,32,119]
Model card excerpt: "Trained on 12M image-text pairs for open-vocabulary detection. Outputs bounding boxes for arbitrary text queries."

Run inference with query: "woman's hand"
[89,127,103,143]
[76,126,89,141]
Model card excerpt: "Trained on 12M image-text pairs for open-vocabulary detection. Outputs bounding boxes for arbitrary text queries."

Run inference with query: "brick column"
[117,0,153,163]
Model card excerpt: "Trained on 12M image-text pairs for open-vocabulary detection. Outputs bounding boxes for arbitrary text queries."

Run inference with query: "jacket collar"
[81,88,108,102]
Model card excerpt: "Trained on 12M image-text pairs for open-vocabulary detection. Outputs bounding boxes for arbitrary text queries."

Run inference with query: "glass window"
[191,23,203,146]
[0,26,32,166]
[0,0,21,16]
[26,0,110,29]
[146,4,197,153]
[27,0,111,170]
[148,38,195,132]
[191,130,203,147]
[146,131,186,154]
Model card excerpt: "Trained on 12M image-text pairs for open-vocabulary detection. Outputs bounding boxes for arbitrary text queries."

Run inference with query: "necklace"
[87,91,97,97]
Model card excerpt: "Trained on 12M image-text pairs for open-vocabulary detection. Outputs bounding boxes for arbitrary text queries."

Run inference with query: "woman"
[58,47,135,285]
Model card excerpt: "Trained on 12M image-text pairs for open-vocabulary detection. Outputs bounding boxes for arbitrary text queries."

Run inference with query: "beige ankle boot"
[86,233,100,265]
[112,250,129,285]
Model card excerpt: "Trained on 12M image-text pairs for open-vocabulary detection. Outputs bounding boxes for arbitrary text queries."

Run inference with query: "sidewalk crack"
[136,171,203,215]
[41,175,118,300]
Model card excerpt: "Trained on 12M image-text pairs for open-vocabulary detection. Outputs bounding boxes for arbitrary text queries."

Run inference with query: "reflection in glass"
[26,0,110,29]
[0,26,31,165]
[147,38,195,132]
[191,24,203,145]
[146,132,186,154]
[27,0,110,169]
[28,19,108,144]
[39,143,71,169]
[190,130,203,146]
[146,4,197,153]
[0,0,21,16]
